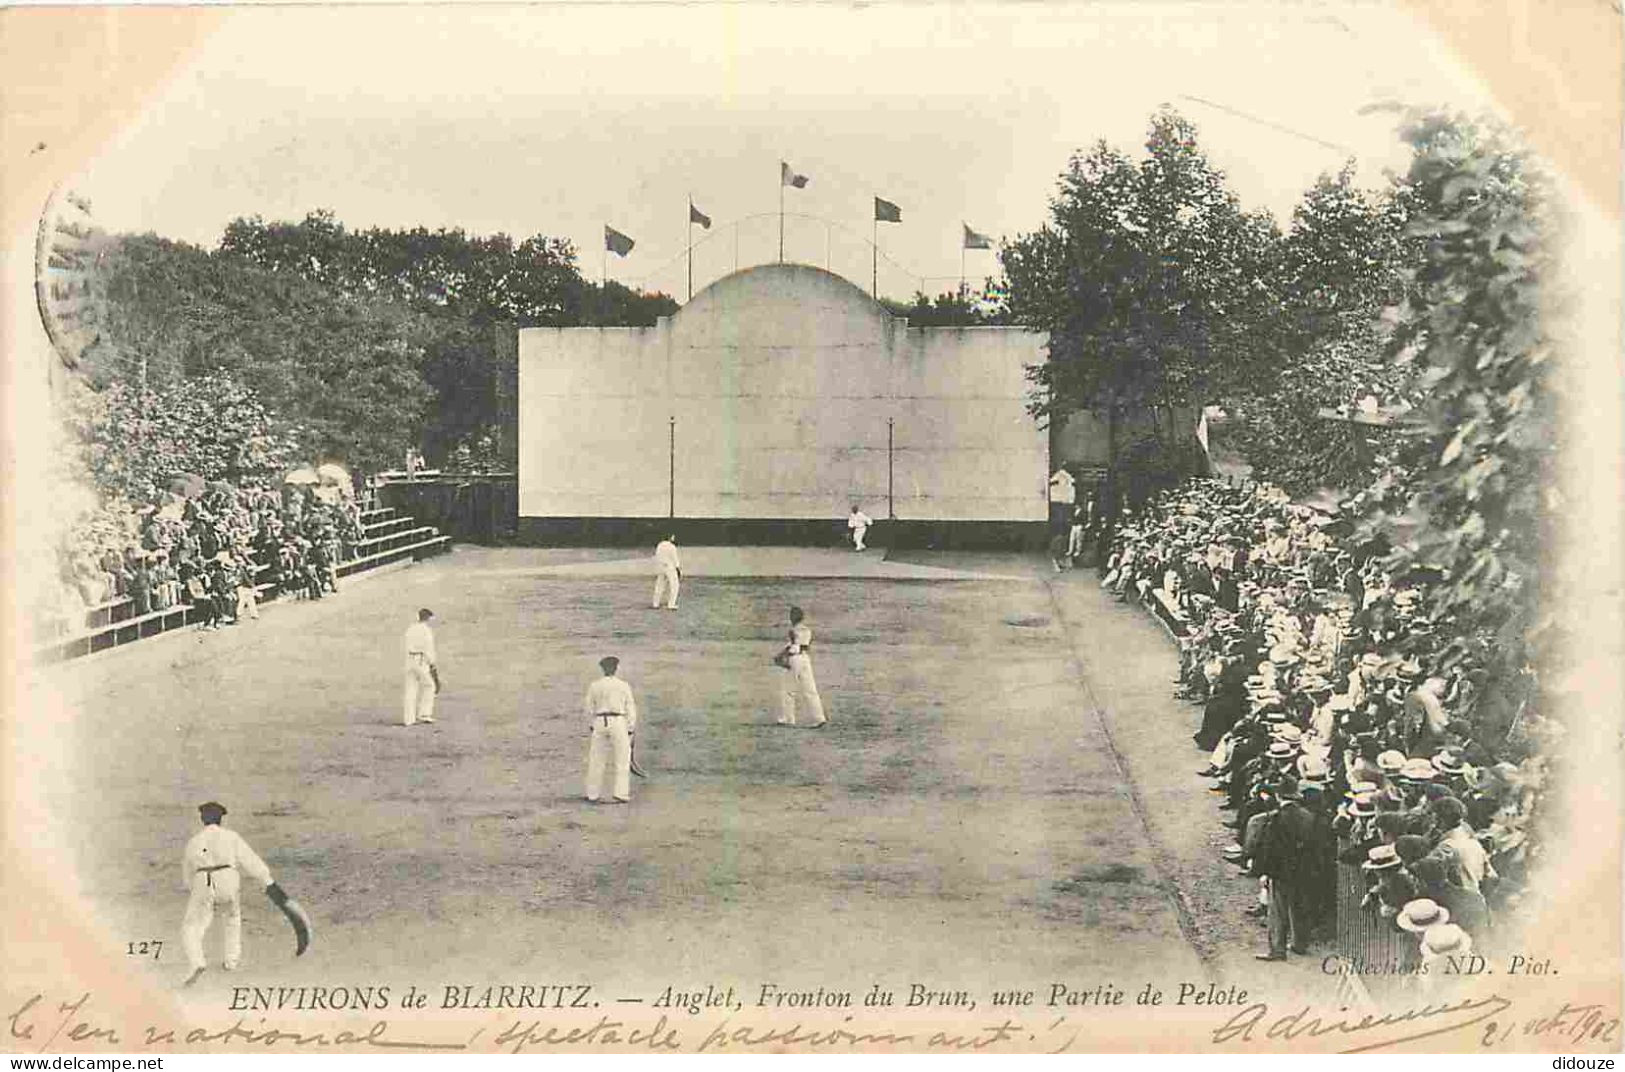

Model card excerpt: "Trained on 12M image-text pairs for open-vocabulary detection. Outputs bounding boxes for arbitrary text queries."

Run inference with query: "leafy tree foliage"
[74,213,677,479]
[63,370,302,504]
[216,211,676,465]
[1351,112,1558,751]
[880,289,1009,326]
[1003,108,1278,475]
[1219,166,1420,495]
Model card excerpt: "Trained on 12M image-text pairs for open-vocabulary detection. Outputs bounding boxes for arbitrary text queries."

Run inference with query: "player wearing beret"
[181,802,309,985]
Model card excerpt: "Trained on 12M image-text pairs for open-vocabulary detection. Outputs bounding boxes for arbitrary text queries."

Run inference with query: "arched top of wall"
[669,263,892,347]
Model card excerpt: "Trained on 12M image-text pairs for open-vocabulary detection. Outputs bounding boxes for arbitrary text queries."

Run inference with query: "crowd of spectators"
[1098,478,1543,975]
[53,479,367,636]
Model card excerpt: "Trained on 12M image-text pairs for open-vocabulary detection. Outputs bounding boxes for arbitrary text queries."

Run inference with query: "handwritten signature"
[1212,992,1621,1053]
[1211,994,1516,1052]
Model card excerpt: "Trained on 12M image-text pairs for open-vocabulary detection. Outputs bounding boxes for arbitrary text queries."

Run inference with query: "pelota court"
[41,546,1330,1011]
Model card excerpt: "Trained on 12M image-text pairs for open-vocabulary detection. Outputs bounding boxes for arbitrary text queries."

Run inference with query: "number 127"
[127,940,163,960]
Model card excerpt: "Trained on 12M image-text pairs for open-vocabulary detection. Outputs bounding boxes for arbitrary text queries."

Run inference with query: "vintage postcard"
[2,1,1620,1056]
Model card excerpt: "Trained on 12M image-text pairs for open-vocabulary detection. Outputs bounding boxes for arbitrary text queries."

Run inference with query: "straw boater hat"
[1433,750,1470,776]
[1363,844,1402,871]
[1397,899,1451,933]
[1266,741,1299,761]
[1272,724,1304,743]
[1376,750,1407,774]
[1419,923,1473,959]
[1400,758,1438,782]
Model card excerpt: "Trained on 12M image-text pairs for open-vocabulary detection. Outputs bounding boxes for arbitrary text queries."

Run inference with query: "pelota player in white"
[652,534,681,610]
[774,605,826,728]
[180,801,296,984]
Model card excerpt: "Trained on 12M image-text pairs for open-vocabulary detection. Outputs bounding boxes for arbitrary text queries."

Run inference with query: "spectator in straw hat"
[1417,922,1473,967]
[1395,897,1450,938]
[1361,843,1419,918]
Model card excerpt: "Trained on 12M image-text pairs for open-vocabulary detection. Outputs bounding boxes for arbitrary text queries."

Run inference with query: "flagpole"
[778,174,784,264]
[686,195,693,303]
[960,244,966,301]
[871,217,877,299]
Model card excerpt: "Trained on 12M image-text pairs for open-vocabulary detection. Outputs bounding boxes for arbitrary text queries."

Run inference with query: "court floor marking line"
[1042,577,1218,979]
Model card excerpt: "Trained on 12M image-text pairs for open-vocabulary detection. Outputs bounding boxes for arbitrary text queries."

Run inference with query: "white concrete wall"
[519,264,1048,521]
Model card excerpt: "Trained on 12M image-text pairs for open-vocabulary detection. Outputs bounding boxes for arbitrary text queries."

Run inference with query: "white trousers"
[236,584,259,620]
[403,660,436,725]
[585,716,632,801]
[182,870,242,971]
[652,566,680,608]
[779,654,826,725]
[851,525,868,551]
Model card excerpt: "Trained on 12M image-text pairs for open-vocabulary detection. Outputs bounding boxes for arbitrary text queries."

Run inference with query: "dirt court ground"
[39,545,1329,1012]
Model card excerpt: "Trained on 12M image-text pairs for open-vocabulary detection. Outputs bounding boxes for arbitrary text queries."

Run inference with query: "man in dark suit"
[1255,779,1316,961]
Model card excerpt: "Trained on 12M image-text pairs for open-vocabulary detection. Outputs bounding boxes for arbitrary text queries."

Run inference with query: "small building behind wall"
[517,263,1050,547]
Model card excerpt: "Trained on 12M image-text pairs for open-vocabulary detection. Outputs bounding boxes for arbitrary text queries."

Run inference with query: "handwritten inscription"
[5,986,1619,1054]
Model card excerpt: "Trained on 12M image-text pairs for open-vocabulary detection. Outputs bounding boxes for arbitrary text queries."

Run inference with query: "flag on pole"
[963,223,993,249]
[689,203,712,229]
[604,225,635,257]
[780,161,809,188]
[874,197,902,223]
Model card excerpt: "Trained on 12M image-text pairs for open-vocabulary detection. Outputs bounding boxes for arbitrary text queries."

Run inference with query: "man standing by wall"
[847,505,873,552]
[652,534,681,610]
[402,608,439,726]
[583,655,638,804]
[1048,466,1076,537]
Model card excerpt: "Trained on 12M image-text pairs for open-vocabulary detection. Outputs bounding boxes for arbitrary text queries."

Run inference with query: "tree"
[218,212,676,464]
[1221,167,1420,494]
[880,289,1009,327]
[1003,109,1279,493]
[64,370,302,504]
[1352,111,1557,753]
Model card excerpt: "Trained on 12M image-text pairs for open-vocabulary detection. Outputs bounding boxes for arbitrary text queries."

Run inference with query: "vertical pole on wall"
[686,194,693,304]
[778,182,784,263]
[871,219,878,299]
[668,415,676,519]
[887,417,895,519]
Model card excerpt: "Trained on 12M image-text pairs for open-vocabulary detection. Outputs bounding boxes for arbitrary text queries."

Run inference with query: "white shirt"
[654,540,681,571]
[1439,824,1496,892]
[1048,469,1076,505]
[404,620,436,666]
[848,511,872,531]
[583,675,638,731]
[183,825,272,890]
[787,622,813,656]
